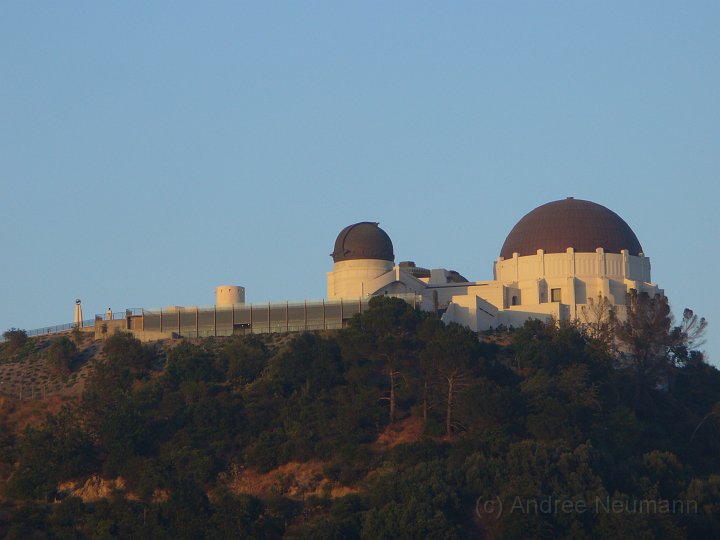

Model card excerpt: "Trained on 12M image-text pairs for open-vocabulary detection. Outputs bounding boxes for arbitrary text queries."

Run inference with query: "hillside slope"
[1,297,718,539]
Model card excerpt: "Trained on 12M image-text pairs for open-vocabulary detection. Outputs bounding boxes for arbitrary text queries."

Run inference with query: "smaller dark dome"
[332,222,394,263]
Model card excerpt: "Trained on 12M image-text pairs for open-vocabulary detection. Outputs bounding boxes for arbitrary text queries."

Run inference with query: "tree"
[521,364,601,445]
[2,328,28,354]
[80,359,145,476]
[6,407,94,500]
[690,402,720,443]
[269,333,344,395]
[421,323,480,436]
[104,331,153,374]
[164,342,221,388]
[466,440,607,539]
[3,503,51,539]
[510,318,594,374]
[614,290,707,405]
[207,490,269,540]
[47,336,78,378]
[49,496,87,538]
[219,335,269,386]
[579,293,615,353]
[670,308,708,367]
[341,296,423,424]
[362,461,463,539]
[71,325,84,347]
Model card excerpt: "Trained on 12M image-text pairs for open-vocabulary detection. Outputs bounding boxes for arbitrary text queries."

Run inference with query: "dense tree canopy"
[0,297,717,539]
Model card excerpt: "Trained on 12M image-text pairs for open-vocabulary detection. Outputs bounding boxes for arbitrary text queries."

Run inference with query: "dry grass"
[228,460,357,500]
[0,334,104,404]
[374,416,425,449]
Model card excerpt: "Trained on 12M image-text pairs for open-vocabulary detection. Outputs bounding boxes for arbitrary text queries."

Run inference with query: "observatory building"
[327,197,663,331]
[89,197,663,341]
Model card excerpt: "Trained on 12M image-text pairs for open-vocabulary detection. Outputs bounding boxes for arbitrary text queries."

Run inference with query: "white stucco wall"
[325,246,664,333]
[494,248,651,283]
[441,294,500,331]
[491,248,662,321]
[327,259,394,299]
[215,285,245,306]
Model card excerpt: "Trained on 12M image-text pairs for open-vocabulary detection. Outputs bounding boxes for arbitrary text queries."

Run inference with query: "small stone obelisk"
[74,299,83,328]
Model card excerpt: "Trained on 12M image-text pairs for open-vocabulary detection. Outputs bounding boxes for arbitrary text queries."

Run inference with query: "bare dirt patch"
[374,415,425,449]
[229,461,356,500]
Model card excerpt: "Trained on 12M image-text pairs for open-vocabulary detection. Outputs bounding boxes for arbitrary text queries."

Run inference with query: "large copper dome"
[332,222,395,263]
[499,198,643,259]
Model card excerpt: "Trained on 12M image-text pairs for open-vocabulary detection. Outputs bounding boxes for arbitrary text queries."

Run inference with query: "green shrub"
[47,336,78,378]
[2,328,28,354]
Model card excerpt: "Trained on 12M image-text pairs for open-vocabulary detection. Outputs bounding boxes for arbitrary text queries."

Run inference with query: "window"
[511,295,518,306]
[551,288,562,303]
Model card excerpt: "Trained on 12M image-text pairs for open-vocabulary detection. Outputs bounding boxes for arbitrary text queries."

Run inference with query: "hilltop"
[0,296,718,539]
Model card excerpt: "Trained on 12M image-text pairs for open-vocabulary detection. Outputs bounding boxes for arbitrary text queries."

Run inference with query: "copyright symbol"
[475,496,503,520]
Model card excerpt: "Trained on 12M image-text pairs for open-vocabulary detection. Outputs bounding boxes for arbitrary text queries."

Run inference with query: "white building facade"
[327,198,663,331]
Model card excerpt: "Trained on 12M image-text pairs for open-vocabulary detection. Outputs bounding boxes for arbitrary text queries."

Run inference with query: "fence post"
[286,301,289,333]
[196,307,199,338]
[268,302,271,334]
[160,308,163,333]
[340,298,344,328]
[250,304,253,334]
[322,299,326,330]
[304,300,307,331]
[214,305,217,337]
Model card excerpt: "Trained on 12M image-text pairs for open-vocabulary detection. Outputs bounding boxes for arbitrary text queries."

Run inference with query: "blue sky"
[1,2,718,363]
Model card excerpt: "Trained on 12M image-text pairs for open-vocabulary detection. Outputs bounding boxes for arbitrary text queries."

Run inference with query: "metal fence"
[94,308,143,320]
[26,320,96,338]
[0,320,96,343]
[141,297,381,337]
[5,294,422,341]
